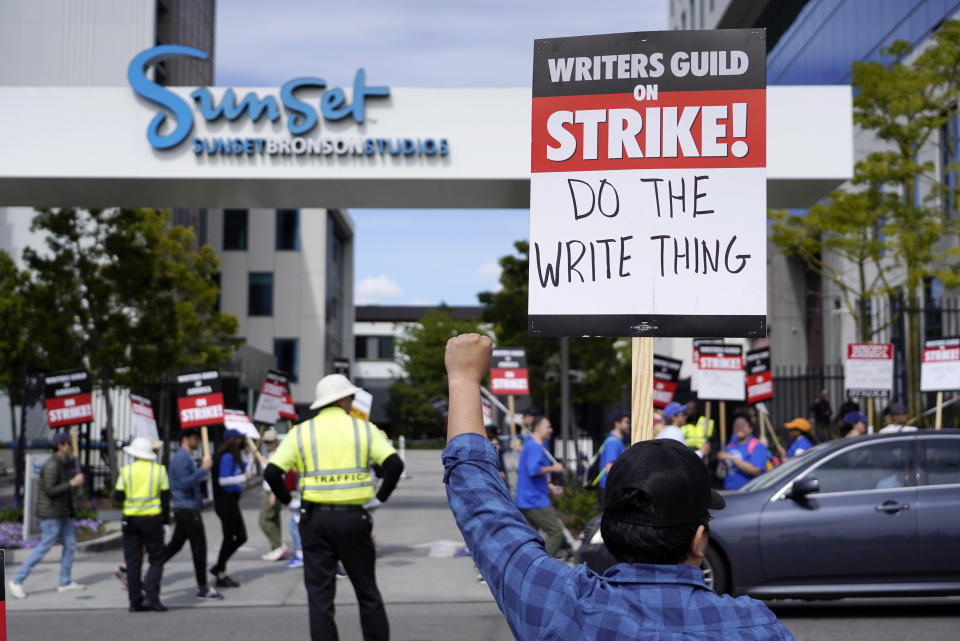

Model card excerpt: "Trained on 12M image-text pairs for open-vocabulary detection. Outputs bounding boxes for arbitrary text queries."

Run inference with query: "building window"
[681,11,686,29]
[248,272,273,316]
[223,209,248,250]
[690,0,695,28]
[273,338,299,382]
[355,335,395,360]
[276,209,300,250]
[941,113,959,218]
[700,0,704,28]
[212,272,221,312]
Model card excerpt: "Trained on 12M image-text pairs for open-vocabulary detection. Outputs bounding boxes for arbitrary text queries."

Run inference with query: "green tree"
[771,21,960,416]
[0,251,29,436]
[23,207,239,473]
[769,186,897,342]
[385,307,486,439]
[478,241,630,427]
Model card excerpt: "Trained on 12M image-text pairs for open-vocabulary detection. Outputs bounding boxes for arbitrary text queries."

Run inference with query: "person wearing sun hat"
[263,373,405,641]
[115,436,171,612]
[440,333,794,641]
[782,417,815,458]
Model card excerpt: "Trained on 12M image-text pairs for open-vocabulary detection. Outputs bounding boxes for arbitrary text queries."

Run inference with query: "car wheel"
[702,545,730,594]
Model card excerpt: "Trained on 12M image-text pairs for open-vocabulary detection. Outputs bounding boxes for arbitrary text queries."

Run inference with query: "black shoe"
[129,603,150,612]
[215,575,240,588]
[145,601,168,612]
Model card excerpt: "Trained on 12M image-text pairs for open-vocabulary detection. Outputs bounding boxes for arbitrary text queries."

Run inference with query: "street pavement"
[5,448,960,640]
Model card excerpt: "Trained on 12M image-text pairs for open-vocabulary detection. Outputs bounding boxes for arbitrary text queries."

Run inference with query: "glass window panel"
[812,441,913,493]
[223,209,248,250]
[276,209,300,250]
[923,438,960,486]
[248,272,273,316]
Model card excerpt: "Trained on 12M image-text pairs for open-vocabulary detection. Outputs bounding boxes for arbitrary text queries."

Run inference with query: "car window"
[740,454,808,491]
[922,438,960,486]
[811,441,913,493]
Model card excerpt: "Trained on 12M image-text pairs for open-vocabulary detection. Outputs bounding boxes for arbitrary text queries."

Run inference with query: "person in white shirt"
[657,402,688,447]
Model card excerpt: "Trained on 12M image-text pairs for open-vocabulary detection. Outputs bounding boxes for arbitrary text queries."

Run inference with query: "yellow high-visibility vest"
[270,406,396,505]
[115,460,168,517]
[682,416,715,449]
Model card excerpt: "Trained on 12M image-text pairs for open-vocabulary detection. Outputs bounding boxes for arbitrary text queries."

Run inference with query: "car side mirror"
[790,477,819,499]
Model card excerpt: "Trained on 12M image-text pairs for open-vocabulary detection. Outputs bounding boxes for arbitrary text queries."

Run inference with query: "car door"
[758,437,919,585]
[914,434,960,576]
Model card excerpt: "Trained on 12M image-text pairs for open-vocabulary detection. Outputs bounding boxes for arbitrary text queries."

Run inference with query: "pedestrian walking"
[264,373,405,641]
[258,429,289,561]
[515,416,566,558]
[210,428,252,588]
[8,432,86,599]
[594,411,629,509]
[441,334,793,641]
[778,418,814,458]
[158,428,222,599]
[115,436,170,612]
[717,413,770,490]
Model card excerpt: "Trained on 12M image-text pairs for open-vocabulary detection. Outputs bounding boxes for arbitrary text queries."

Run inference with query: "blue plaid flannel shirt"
[443,433,794,641]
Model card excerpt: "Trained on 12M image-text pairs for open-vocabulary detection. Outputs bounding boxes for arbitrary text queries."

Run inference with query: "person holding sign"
[777,418,814,459]
[441,334,793,641]
[716,413,770,490]
[8,433,86,599]
[879,403,918,434]
[258,429,289,562]
[516,416,566,559]
[842,411,869,438]
[211,429,252,588]
[115,436,170,612]
[159,428,222,600]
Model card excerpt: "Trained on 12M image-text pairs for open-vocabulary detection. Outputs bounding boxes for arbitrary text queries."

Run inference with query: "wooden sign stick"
[508,394,516,438]
[246,437,268,467]
[70,425,80,464]
[719,401,727,447]
[936,391,944,430]
[630,337,654,444]
[866,399,874,434]
[200,426,210,459]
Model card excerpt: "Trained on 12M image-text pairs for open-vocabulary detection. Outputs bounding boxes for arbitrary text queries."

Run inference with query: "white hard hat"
[309,374,361,410]
[124,436,158,461]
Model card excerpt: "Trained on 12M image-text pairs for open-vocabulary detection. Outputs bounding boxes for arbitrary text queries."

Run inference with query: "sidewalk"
[5,450,495,612]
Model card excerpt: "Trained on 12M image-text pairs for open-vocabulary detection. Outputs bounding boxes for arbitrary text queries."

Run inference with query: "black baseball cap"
[603,439,725,528]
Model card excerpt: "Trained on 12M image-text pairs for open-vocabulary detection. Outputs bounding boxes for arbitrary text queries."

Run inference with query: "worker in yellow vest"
[265,374,405,641]
[682,401,714,458]
[115,436,170,612]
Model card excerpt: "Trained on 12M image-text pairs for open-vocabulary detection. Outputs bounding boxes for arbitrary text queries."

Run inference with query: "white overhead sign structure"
[0,46,851,210]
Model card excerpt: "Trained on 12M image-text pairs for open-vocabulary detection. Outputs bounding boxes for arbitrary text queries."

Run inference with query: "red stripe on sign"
[490,368,530,395]
[0,598,5,641]
[45,393,94,428]
[746,373,774,403]
[177,393,225,428]
[653,380,677,408]
[532,89,765,172]
[923,347,960,362]
[847,343,893,360]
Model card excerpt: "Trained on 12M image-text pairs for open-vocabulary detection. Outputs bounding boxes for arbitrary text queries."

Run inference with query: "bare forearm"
[447,380,485,442]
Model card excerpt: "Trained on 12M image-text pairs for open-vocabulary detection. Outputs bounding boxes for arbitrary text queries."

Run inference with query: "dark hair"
[531,415,549,431]
[522,404,542,417]
[485,425,499,440]
[731,411,754,429]
[216,435,243,465]
[181,428,200,440]
[601,516,707,565]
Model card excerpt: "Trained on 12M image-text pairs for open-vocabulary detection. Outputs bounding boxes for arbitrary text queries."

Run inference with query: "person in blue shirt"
[717,413,770,490]
[782,417,815,458]
[441,334,794,641]
[158,428,222,599]
[594,410,628,508]
[515,415,565,558]
[210,429,252,588]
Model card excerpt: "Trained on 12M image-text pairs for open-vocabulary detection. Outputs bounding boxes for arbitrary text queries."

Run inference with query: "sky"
[215,1,669,306]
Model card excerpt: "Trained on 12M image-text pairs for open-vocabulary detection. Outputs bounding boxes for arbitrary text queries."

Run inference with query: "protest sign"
[130,393,159,441]
[253,369,290,425]
[652,355,682,408]
[745,347,773,403]
[44,368,93,429]
[529,29,767,338]
[844,343,894,398]
[490,347,530,395]
[697,344,745,401]
[351,388,374,421]
[920,337,960,392]
[691,338,723,392]
[223,409,259,439]
[279,385,297,420]
[482,397,494,426]
[176,369,225,428]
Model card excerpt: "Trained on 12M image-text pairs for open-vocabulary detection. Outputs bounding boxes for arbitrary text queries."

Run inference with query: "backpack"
[736,437,780,471]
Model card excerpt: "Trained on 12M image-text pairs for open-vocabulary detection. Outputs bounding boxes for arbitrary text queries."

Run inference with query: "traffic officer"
[114,436,170,612]
[264,374,404,641]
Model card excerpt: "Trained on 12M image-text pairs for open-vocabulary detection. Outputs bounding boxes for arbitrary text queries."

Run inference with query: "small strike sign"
[490,347,530,395]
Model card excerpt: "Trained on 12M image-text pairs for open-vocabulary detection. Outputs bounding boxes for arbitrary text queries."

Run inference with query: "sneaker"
[113,565,127,587]
[336,562,347,579]
[197,586,224,600]
[214,575,240,588]
[284,554,304,569]
[261,544,289,561]
[57,582,86,593]
[8,581,26,599]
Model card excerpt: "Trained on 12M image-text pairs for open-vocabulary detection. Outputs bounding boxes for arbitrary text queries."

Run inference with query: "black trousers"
[122,514,165,607]
[160,508,207,589]
[301,504,388,641]
[213,493,247,574]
